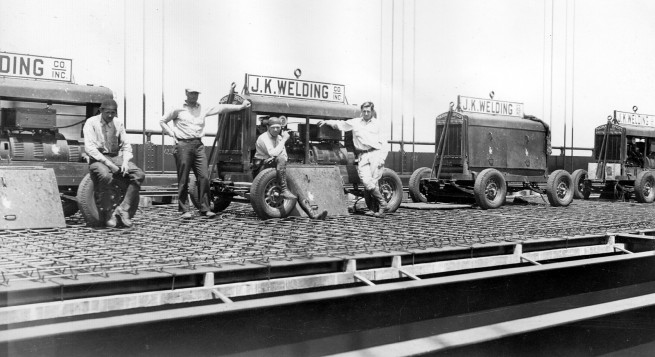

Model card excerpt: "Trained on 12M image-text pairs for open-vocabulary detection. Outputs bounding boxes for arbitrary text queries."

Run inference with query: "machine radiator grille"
[594,134,621,161]
[436,124,462,157]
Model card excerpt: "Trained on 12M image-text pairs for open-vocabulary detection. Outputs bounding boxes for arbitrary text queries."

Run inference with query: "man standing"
[160,87,250,219]
[318,101,388,217]
[254,116,328,220]
[84,99,145,227]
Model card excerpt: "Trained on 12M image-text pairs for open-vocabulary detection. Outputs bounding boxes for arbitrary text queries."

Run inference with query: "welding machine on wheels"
[188,73,403,219]
[577,109,655,203]
[409,95,574,209]
[0,74,120,218]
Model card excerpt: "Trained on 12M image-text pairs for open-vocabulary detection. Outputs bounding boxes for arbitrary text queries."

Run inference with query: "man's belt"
[178,137,202,142]
[355,148,378,155]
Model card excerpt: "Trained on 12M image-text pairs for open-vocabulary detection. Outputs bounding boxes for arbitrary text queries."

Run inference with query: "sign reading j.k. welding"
[0,52,72,82]
[457,95,524,117]
[245,74,345,103]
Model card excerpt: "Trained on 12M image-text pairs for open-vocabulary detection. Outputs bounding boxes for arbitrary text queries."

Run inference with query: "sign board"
[0,52,72,82]
[614,110,655,127]
[457,95,524,117]
[245,74,345,103]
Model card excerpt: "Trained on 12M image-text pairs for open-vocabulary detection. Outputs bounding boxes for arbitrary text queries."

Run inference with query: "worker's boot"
[115,183,138,228]
[370,187,388,218]
[298,198,328,220]
[277,169,297,200]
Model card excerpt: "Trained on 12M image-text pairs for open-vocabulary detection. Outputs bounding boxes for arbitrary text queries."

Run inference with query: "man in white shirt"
[255,116,327,220]
[84,99,145,227]
[319,101,389,217]
[160,87,250,219]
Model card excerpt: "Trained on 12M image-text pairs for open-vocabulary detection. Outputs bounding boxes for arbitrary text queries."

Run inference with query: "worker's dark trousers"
[174,138,211,213]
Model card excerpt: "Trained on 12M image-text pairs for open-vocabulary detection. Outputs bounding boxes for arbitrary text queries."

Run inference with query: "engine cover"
[308,142,355,165]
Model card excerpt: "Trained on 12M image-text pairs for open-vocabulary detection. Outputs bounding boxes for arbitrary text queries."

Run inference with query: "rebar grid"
[0,199,653,286]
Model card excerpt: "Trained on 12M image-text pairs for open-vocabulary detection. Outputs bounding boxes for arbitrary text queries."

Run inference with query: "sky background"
[1,0,655,155]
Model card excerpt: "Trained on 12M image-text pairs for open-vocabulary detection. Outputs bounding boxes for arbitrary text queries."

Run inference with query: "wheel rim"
[577,174,586,192]
[379,179,395,202]
[264,181,285,208]
[557,179,570,199]
[644,179,654,198]
[485,180,499,201]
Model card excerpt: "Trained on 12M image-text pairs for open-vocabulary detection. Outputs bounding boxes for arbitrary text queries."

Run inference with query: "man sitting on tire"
[83,99,145,227]
[254,116,328,220]
[318,101,389,217]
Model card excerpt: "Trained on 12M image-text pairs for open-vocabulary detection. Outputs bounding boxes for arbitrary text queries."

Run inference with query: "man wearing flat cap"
[319,101,389,217]
[254,116,327,220]
[83,99,146,227]
[160,87,251,219]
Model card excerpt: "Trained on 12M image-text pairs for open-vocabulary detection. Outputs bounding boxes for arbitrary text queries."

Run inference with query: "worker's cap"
[268,116,287,128]
[185,86,201,93]
[100,99,118,110]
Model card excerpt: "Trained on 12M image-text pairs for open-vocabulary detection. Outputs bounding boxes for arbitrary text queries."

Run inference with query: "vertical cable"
[401,0,405,174]
[570,0,576,172]
[161,0,166,173]
[412,0,416,172]
[142,0,147,167]
[123,0,127,124]
[549,0,554,129]
[390,0,395,169]
[563,0,569,161]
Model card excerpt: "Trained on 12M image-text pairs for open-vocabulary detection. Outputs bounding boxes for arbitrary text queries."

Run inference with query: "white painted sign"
[0,52,72,82]
[614,110,655,127]
[245,74,345,103]
[457,95,524,117]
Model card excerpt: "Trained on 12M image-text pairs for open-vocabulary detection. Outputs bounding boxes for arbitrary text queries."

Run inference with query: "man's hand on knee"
[107,162,120,174]
[120,161,130,176]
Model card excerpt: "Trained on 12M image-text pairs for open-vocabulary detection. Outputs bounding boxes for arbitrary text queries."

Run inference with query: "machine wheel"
[250,168,296,219]
[582,180,592,200]
[546,170,574,207]
[634,171,655,203]
[571,169,587,199]
[364,168,404,213]
[473,168,507,210]
[77,174,139,227]
[61,198,79,217]
[408,167,432,203]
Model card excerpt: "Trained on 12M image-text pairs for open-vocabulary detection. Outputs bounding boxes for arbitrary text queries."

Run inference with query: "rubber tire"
[473,168,507,210]
[77,173,139,227]
[249,168,296,219]
[408,167,432,203]
[364,168,404,213]
[634,171,655,203]
[582,180,592,200]
[571,169,587,199]
[61,198,79,217]
[546,169,574,207]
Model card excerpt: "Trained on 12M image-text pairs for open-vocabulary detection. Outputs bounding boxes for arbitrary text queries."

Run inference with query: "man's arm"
[205,100,251,117]
[264,132,290,157]
[318,118,354,132]
[160,109,181,141]
[83,120,120,172]
[83,120,108,163]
